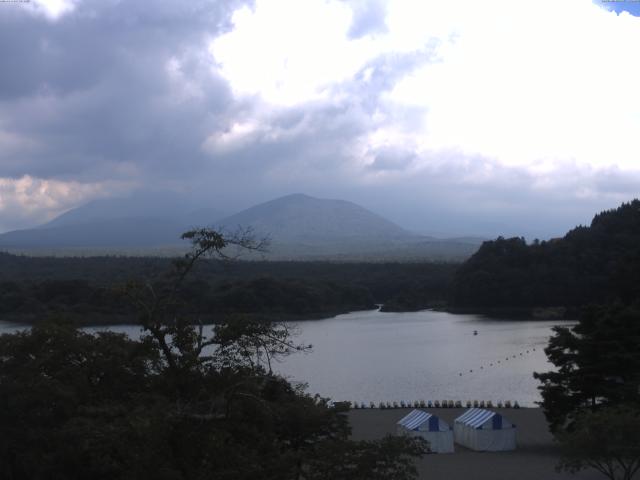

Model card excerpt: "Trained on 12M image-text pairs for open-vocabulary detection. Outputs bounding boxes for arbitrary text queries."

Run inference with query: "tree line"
[451,200,640,313]
[0,254,456,324]
[519,201,640,479]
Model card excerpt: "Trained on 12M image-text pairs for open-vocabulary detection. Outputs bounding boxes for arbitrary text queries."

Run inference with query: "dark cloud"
[189,48,439,204]
[0,0,244,180]
[593,167,640,195]
[368,146,415,171]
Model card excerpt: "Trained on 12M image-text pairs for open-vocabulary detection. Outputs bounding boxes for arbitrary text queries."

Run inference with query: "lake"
[0,309,567,406]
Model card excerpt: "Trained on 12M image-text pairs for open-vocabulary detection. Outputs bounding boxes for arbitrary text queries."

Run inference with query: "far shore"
[0,304,581,329]
[349,407,600,480]
[0,307,378,328]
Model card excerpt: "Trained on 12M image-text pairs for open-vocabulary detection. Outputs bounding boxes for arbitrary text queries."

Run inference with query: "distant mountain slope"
[0,192,481,260]
[0,192,226,249]
[0,218,189,248]
[217,193,415,244]
[213,194,482,261]
[451,199,640,310]
[41,192,225,229]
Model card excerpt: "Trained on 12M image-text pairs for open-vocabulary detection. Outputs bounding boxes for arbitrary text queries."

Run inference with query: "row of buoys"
[458,347,537,377]
[349,399,521,409]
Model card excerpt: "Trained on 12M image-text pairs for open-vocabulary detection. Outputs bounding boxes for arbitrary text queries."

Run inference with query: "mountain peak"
[279,193,314,201]
[217,194,412,244]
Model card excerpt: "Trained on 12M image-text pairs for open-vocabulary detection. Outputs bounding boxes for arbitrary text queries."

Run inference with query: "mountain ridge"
[0,192,481,260]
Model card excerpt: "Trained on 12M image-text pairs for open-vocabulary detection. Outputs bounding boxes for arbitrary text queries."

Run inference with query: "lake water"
[0,309,567,407]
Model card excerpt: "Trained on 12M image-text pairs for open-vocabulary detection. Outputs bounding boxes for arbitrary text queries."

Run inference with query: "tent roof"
[397,409,441,431]
[455,408,500,429]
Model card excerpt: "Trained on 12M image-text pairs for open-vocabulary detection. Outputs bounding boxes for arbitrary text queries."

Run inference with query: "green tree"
[534,303,640,433]
[556,406,640,480]
[0,320,163,479]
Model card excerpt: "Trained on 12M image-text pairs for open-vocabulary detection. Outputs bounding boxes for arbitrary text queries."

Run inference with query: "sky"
[0,0,639,238]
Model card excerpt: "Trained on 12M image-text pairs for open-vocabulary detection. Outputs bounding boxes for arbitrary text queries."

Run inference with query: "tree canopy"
[556,406,640,480]
[0,252,455,324]
[534,303,640,433]
[451,200,640,311]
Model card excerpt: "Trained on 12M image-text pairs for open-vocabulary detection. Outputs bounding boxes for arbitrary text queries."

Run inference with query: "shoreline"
[379,303,581,321]
[0,306,378,328]
[348,408,600,480]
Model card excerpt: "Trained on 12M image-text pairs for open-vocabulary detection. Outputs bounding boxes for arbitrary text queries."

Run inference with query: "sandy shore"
[348,408,602,480]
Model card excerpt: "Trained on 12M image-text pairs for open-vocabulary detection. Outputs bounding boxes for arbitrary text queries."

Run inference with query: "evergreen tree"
[534,303,640,432]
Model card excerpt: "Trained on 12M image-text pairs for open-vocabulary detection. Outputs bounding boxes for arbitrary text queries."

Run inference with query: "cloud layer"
[0,0,639,236]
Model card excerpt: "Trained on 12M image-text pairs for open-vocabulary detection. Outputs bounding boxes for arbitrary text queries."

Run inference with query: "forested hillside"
[451,200,640,311]
[0,254,456,324]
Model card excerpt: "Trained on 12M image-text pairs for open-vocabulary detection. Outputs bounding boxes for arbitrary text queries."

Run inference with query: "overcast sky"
[1,0,639,237]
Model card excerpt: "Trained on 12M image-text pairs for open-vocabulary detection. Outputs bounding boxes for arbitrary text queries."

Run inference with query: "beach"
[348,408,602,480]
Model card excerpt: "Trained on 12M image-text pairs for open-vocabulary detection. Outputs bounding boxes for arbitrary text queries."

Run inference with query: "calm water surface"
[0,309,567,406]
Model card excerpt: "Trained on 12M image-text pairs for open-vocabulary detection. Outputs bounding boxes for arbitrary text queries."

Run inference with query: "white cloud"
[387,0,640,170]
[25,0,79,20]
[210,0,382,106]
[212,0,640,173]
[0,176,125,232]
[202,120,262,153]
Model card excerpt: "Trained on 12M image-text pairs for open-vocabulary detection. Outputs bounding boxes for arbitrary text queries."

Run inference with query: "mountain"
[0,192,480,260]
[0,192,226,250]
[213,194,480,260]
[217,193,414,243]
[39,192,225,230]
[451,199,640,311]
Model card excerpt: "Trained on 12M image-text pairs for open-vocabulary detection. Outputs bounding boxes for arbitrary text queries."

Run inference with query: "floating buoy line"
[456,347,537,378]
[338,344,538,410]
[345,399,522,410]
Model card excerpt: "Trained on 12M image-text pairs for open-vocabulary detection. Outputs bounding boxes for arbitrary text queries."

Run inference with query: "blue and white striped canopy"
[397,409,442,432]
[455,408,503,429]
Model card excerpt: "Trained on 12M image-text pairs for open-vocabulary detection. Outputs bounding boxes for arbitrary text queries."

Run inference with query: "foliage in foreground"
[556,406,640,480]
[536,302,640,480]
[0,228,427,480]
[534,303,640,432]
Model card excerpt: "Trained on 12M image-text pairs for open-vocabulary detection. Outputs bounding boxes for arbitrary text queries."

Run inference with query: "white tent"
[453,408,516,451]
[396,409,454,453]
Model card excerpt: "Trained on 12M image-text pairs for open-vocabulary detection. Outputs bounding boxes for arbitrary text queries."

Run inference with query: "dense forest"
[0,253,456,324]
[2,199,639,324]
[450,200,640,315]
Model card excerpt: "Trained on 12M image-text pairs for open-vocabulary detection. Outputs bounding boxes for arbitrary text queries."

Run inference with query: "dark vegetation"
[3,200,640,324]
[2,201,640,478]
[451,200,640,315]
[555,406,640,480]
[439,200,640,476]
[0,228,428,479]
[535,302,640,432]
[0,254,456,324]
[534,301,640,480]
[2,199,640,325]
[528,202,640,479]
